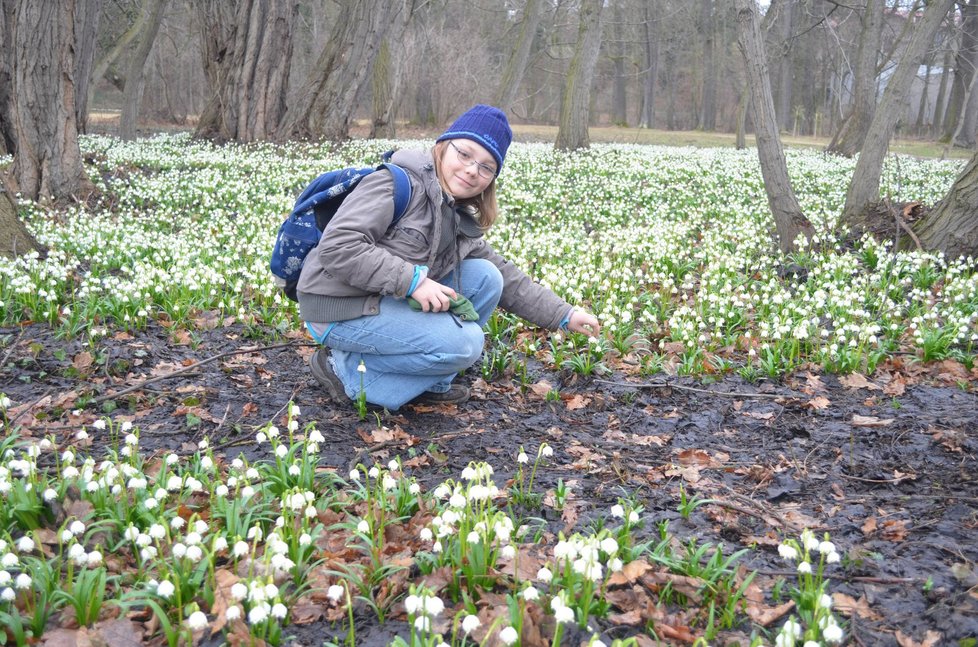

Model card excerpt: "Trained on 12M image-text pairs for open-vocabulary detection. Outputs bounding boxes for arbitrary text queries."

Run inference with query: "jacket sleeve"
[466,238,574,330]
[315,170,417,297]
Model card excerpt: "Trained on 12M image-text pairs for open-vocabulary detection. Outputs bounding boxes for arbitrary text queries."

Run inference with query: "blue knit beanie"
[435,105,512,176]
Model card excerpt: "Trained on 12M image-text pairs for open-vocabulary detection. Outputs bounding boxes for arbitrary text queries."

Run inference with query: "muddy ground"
[2,320,977,646]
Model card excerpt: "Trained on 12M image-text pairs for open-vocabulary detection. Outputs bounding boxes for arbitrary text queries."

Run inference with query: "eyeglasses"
[449,141,496,180]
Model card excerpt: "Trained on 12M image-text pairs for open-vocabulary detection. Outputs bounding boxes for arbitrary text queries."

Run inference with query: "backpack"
[270,155,412,302]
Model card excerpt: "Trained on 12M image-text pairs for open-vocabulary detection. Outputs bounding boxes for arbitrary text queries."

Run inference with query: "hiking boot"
[308,349,348,401]
[414,384,470,405]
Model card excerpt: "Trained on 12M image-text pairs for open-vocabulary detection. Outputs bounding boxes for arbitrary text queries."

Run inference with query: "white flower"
[554,604,575,624]
[86,550,103,567]
[782,617,803,638]
[778,543,799,561]
[801,529,819,551]
[797,561,812,574]
[409,483,421,495]
[187,611,207,631]
[413,616,430,631]
[419,528,433,542]
[271,603,287,619]
[231,582,248,600]
[226,605,241,620]
[826,551,841,564]
[461,614,481,634]
[610,504,624,519]
[818,540,836,555]
[186,545,203,562]
[822,622,844,643]
[422,595,444,617]
[356,519,370,534]
[357,362,367,373]
[628,510,640,523]
[16,536,34,553]
[522,585,539,601]
[368,466,380,479]
[1,588,15,602]
[69,520,85,535]
[460,466,476,481]
[541,444,554,457]
[608,557,623,572]
[517,451,529,464]
[449,493,466,508]
[14,573,31,589]
[327,584,345,602]
[149,524,166,540]
[818,593,833,609]
[499,626,519,645]
[537,566,553,582]
[248,605,268,624]
[349,469,360,481]
[404,594,421,614]
[0,571,9,586]
[233,541,249,558]
[466,531,480,544]
[501,545,516,559]
[157,580,175,598]
[600,537,618,555]
[43,488,57,501]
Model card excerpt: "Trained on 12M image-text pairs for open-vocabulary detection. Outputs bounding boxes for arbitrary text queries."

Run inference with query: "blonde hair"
[432,141,499,229]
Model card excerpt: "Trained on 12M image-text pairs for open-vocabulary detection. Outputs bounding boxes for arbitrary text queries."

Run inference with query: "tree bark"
[612,0,628,125]
[72,0,100,134]
[735,0,814,253]
[119,0,168,140]
[915,152,978,258]
[0,188,42,258]
[0,0,14,155]
[370,0,416,138]
[776,0,794,132]
[942,0,978,141]
[699,0,717,130]
[555,0,605,151]
[496,0,543,114]
[826,0,884,156]
[932,47,953,136]
[278,0,396,141]
[8,0,86,201]
[195,0,298,142]
[843,0,955,227]
[639,0,659,129]
[90,2,148,98]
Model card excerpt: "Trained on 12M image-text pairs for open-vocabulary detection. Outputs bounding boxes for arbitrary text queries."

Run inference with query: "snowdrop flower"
[149,524,166,540]
[608,557,623,572]
[797,561,812,574]
[413,616,430,631]
[327,584,344,602]
[462,615,480,634]
[610,504,625,518]
[628,510,640,523]
[499,626,518,645]
[368,466,380,479]
[460,466,477,481]
[818,540,836,555]
[69,520,86,535]
[1,588,14,602]
[778,543,799,561]
[466,531,480,544]
[356,519,370,534]
[522,585,540,601]
[0,572,9,586]
[43,487,57,501]
[540,444,554,457]
[233,541,249,558]
[226,605,242,621]
[537,566,553,583]
[554,604,575,624]
[308,429,324,444]
[823,622,844,643]
[86,550,103,567]
[404,594,422,615]
[501,545,516,559]
[16,536,34,553]
[826,551,841,564]
[213,537,228,552]
[818,593,833,609]
[157,580,175,598]
[517,451,529,464]
[271,603,287,619]
[14,573,31,589]
[231,582,248,600]
[388,459,399,472]
[449,493,466,508]
[409,483,421,495]
[801,529,819,551]
[172,543,187,559]
[600,537,618,555]
[804,642,820,647]
[348,469,360,481]
[420,528,433,542]
[248,605,268,624]
[186,545,203,562]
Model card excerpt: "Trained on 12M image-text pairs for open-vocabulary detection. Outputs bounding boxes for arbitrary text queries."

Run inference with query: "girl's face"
[439,139,496,199]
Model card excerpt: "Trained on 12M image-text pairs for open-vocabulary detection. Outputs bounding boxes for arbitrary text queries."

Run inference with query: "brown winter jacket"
[295,148,573,330]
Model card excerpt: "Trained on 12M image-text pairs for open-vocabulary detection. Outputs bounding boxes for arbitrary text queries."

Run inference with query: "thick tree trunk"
[639,0,659,129]
[73,0,100,135]
[496,0,543,114]
[612,1,627,126]
[9,0,86,201]
[370,0,415,138]
[843,0,954,227]
[914,62,932,135]
[0,0,14,155]
[555,0,604,151]
[195,0,298,142]
[278,0,396,141]
[736,0,814,253]
[90,3,148,99]
[933,47,953,136]
[119,0,168,140]
[943,0,978,141]
[736,91,748,149]
[700,0,717,131]
[776,0,794,132]
[915,152,978,258]
[826,0,884,156]
[0,189,42,258]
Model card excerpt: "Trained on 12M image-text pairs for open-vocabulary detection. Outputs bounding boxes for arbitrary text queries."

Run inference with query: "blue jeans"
[314,258,503,410]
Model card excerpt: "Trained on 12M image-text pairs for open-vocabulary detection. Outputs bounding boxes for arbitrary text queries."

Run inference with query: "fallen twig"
[593,378,786,399]
[93,341,314,404]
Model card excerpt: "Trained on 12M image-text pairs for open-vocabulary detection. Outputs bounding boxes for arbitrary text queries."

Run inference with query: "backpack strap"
[378,162,412,225]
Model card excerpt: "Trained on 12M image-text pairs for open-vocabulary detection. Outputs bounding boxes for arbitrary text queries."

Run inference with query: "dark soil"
[2,321,977,646]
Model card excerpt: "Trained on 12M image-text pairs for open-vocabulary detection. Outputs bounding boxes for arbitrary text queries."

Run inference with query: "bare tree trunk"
[826,0,884,156]
[735,0,814,253]
[776,0,794,132]
[195,0,298,142]
[915,151,978,257]
[700,0,717,130]
[914,62,932,135]
[370,39,396,139]
[73,0,100,134]
[843,0,955,227]
[943,0,978,141]
[639,0,659,129]
[0,188,42,257]
[278,0,396,141]
[8,0,86,201]
[611,0,627,125]
[933,47,953,136]
[119,0,168,140]
[496,0,543,114]
[90,2,148,100]
[0,0,14,155]
[951,62,978,148]
[736,91,748,149]
[555,0,605,151]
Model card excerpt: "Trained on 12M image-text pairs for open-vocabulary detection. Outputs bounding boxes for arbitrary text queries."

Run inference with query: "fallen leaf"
[852,415,894,427]
[745,600,794,626]
[209,569,239,634]
[832,592,882,620]
[92,619,143,647]
[608,559,653,586]
[883,374,907,396]
[563,393,590,410]
[862,516,878,535]
[839,373,881,390]
[895,630,943,647]
[73,351,94,371]
[805,396,831,410]
[527,380,554,400]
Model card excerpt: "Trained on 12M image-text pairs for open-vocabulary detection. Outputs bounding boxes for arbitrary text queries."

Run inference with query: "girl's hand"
[568,310,601,336]
[410,278,457,312]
